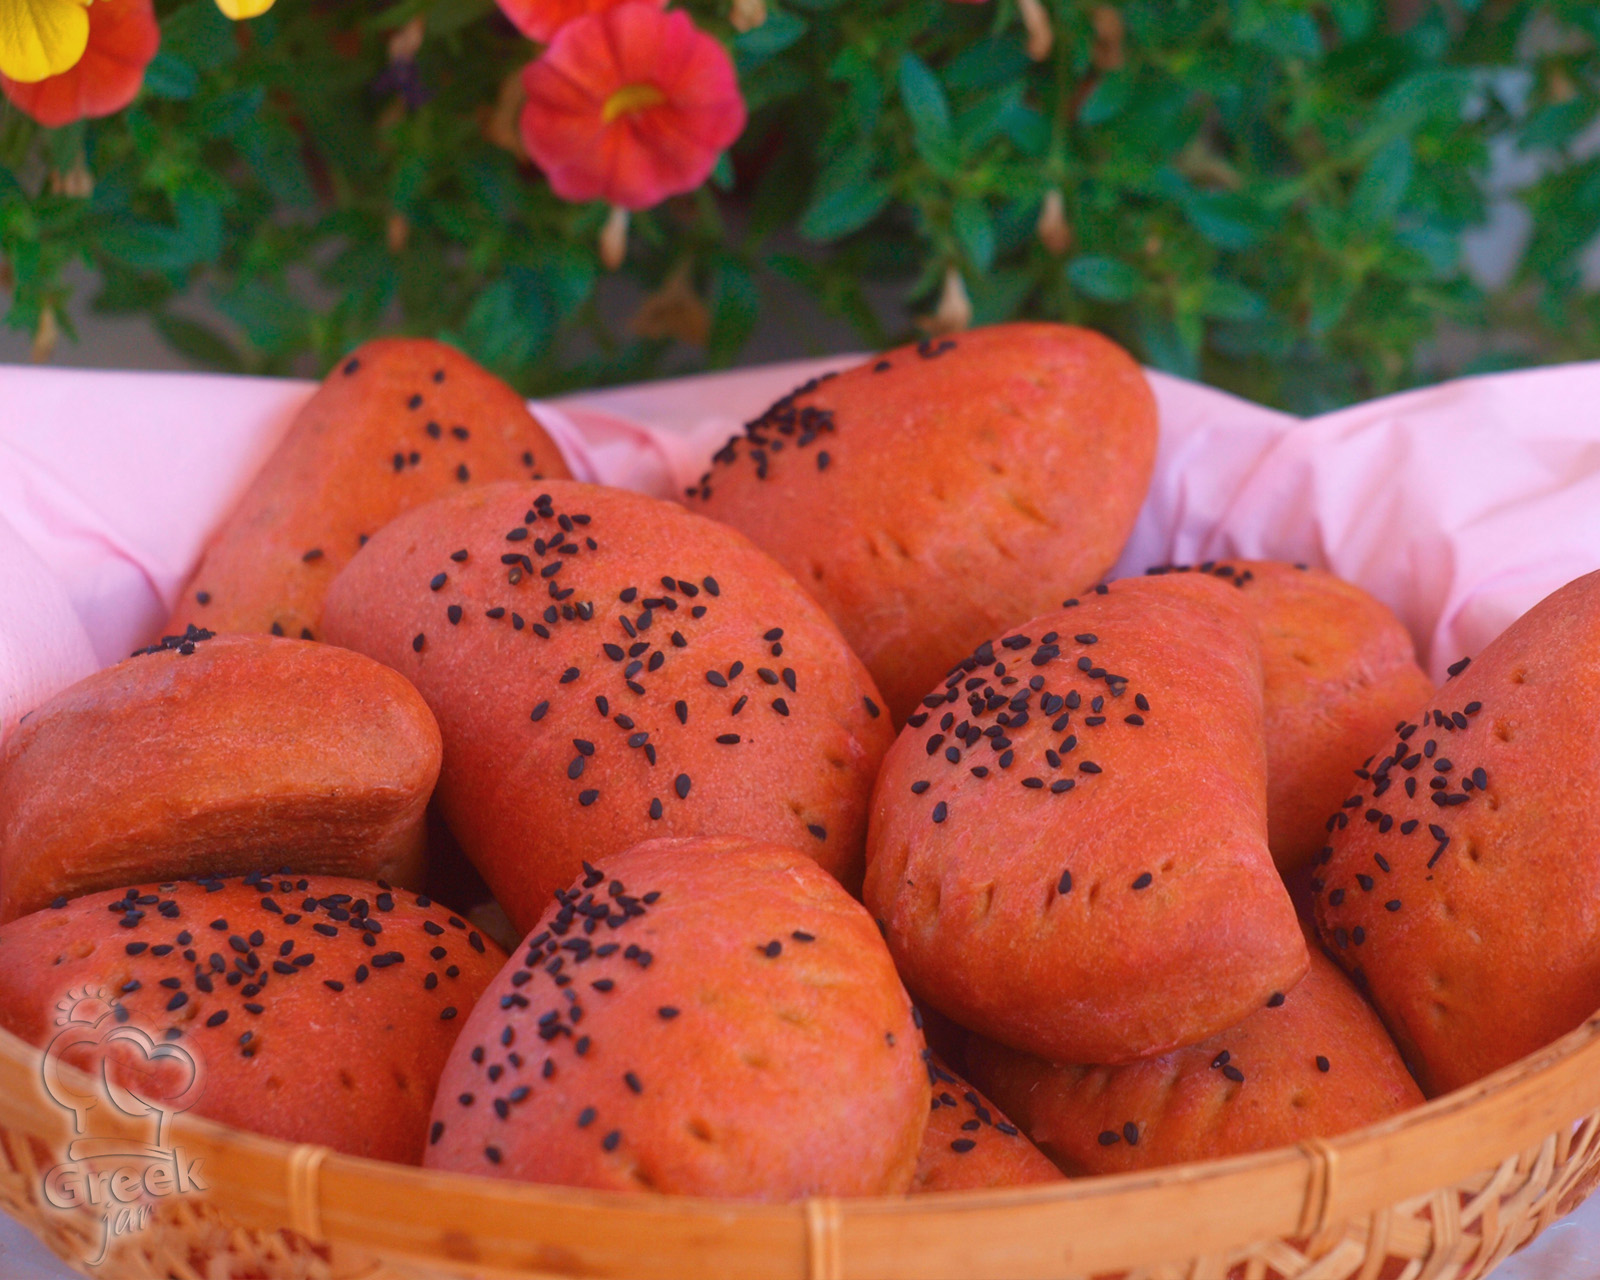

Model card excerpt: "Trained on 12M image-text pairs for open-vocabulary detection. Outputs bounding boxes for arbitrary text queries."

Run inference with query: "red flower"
[0,0,159,128]
[519,3,745,211]
[495,0,661,45]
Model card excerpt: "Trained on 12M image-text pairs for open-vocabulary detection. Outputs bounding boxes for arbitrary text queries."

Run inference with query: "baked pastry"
[966,943,1421,1174]
[689,323,1157,723]
[0,873,504,1162]
[1315,568,1600,1095]
[1147,561,1432,880]
[322,480,894,931]
[0,630,441,922]
[424,837,928,1198]
[863,572,1307,1064]
[912,1050,1062,1192]
[166,338,570,641]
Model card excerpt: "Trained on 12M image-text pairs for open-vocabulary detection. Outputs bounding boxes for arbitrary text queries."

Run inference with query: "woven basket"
[2,1006,1599,1280]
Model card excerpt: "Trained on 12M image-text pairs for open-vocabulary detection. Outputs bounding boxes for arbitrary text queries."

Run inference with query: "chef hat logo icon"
[42,989,205,1150]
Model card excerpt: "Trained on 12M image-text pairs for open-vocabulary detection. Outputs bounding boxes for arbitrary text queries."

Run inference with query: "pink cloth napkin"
[2,353,1598,741]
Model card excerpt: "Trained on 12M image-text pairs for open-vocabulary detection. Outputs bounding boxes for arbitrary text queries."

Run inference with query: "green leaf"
[142,54,199,101]
[1181,191,1264,251]
[154,313,245,371]
[461,268,554,373]
[1199,279,1267,321]
[952,198,996,274]
[1067,256,1142,302]
[708,258,760,367]
[1349,138,1412,230]
[1138,312,1201,380]
[898,52,950,143]
[1520,100,1598,153]
[1079,72,1131,126]
[799,179,891,243]
[735,11,808,68]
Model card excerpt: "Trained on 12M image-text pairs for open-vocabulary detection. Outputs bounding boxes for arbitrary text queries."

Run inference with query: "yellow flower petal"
[0,0,91,85]
[213,0,274,18]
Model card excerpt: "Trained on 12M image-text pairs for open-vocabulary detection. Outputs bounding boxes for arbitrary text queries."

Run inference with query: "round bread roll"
[0,873,505,1162]
[913,1051,1062,1193]
[167,337,570,642]
[966,944,1422,1174]
[0,630,441,922]
[322,480,894,932]
[863,573,1307,1065]
[1147,561,1432,880]
[1316,568,1600,1095]
[424,837,929,1198]
[690,323,1157,723]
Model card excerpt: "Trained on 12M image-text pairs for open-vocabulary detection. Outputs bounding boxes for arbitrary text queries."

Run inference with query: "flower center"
[601,83,667,124]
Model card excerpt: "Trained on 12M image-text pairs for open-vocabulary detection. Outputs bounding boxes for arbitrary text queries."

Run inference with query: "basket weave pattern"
[1,1019,1599,1280]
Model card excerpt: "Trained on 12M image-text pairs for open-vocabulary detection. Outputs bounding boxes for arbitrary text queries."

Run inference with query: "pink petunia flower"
[495,0,663,45]
[519,2,746,211]
[1,0,159,127]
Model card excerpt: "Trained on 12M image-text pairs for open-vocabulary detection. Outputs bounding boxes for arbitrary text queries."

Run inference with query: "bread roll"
[0,630,441,922]
[1147,561,1432,880]
[322,480,893,932]
[425,837,928,1198]
[864,573,1306,1064]
[167,338,570,641]
[1315,568,1600,1094]
[912,1051,1062,1192]
[0,873,504,1162]
[691,324,1157,723]
[966,945,1421,1173]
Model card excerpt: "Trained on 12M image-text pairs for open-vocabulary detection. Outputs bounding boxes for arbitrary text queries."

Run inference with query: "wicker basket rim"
[4,1005,1599,1220]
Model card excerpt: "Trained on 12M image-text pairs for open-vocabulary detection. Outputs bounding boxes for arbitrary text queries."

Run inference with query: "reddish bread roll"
[966,944,1422,1174]
[863,573,1306,1064]
[167,338,569,641]
[0,873,505,1162]
[1147,561,1432,880]
[690,323,1157,723]
[1315,569,1600,1095]
[425,838,928,1198]
[0,630,441,922]
[322,481,893,932]
[913,1051,1062,1192]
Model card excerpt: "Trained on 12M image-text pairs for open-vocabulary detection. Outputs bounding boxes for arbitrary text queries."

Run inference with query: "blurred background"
[4,0,1600,413]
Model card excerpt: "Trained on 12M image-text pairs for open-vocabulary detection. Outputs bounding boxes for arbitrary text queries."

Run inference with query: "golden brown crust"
[322,480,895,933]
[864,573,1307,1065]
[966,945,1422,1174]
[425,837,929,1199]
[0,633,441,922]
[166,338,570,641]
[691,324,1157,723]
[1315,568,1600,1095]
[912,1051,1062,1192]
[1147,561,1433,879]
[0,874,505,1163]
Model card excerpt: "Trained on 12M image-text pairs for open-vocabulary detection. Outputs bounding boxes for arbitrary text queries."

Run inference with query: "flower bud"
[924,265,973,337]
[1037,190,1070,255]
[600,206,631,272]
[1018,0,1053,61]
[731,0,767,33]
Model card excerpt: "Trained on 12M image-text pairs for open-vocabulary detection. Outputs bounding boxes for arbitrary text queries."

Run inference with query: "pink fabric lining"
[2,355,1598,742]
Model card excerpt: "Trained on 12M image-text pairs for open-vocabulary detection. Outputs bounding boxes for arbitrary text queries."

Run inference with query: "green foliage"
[2,0,1599,409]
